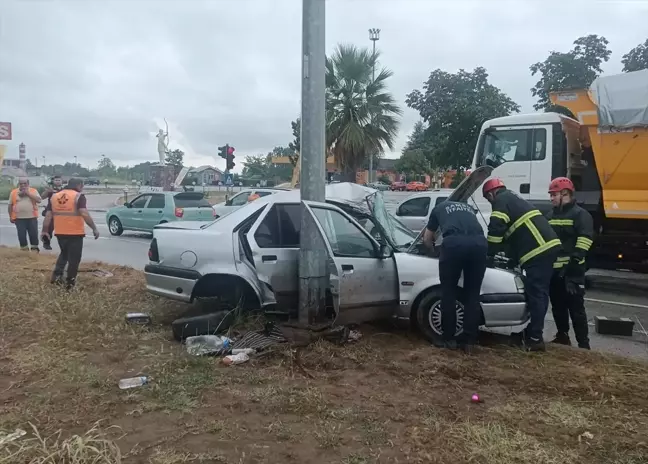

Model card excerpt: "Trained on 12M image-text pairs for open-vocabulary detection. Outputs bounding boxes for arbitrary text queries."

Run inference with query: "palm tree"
[326,44,402,180]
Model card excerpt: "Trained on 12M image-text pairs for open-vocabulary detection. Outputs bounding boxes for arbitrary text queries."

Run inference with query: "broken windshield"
[370,193,417,251]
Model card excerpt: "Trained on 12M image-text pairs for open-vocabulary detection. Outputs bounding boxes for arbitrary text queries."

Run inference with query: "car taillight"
[175,207,184,218]
[148,238,159,262]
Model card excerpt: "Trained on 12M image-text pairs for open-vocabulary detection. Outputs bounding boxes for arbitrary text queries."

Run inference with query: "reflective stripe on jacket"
[545,200,594,275]
[51,189,85,235]
[9,188,39,221]
[486,189,560,266]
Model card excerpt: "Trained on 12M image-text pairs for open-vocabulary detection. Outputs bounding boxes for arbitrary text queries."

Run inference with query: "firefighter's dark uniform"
[486,189,560,344]
[427,200,488,346]
[546,200,594,348]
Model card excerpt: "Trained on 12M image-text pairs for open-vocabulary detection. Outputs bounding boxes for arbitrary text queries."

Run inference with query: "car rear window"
[173,193,211,208]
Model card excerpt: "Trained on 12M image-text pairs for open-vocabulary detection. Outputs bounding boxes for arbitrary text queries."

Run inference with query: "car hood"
[447,165,494,203]
[154,221,211,230]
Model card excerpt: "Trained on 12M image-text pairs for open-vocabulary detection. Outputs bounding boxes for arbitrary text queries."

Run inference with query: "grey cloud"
[1,0,647,170]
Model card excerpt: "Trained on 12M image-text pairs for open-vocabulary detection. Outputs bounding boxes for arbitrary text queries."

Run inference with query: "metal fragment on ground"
[230,324,287,351]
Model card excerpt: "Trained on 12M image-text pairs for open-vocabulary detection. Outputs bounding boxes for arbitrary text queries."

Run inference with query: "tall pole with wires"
[368,28,380,184]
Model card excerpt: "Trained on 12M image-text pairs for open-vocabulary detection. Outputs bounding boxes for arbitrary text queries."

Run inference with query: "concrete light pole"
[298,0,327,326]
[368,28,380,184]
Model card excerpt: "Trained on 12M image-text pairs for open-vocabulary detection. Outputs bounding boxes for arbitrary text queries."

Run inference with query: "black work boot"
[30,246,40,253]
[65,278,77,291]
[551,332,572,346]
[525,337,546,352]
[577,340,591,350]
[50,273,64,285]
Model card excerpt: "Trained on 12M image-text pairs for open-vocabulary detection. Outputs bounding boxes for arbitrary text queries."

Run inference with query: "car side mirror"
[379,243,393,259]
[225,198,232,206]
[124,202,131,208]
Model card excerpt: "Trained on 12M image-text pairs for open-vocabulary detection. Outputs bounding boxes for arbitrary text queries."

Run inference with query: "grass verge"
[1,247,647,463]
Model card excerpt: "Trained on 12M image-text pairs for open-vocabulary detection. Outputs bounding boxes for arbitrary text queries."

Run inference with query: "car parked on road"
[389,181,407,191]
[394,189,455,232]
[212,188,289,218]
[406,181,428,192]
[367,181,390,191]
[145,172,527,342]
[106,191,216,235]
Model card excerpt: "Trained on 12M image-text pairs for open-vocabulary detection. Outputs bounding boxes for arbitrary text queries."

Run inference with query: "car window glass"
[173,194,211,208]
[277,204,301,247]
[256,191,273,198]
[147,194,166,209]
[231,192,250,206]
[312,207,375,258]
[397,197,431,217]
[130,195,149,208]
[254,206,281,247]
[434,196,447,206]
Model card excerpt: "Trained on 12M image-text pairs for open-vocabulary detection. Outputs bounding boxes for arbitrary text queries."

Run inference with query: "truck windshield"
[476,128,546,168]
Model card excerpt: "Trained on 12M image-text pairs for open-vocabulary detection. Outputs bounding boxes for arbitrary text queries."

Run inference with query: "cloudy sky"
[1,0,647,172]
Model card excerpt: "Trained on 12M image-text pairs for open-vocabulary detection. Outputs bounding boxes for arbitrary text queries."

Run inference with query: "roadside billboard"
[0,122,12,140]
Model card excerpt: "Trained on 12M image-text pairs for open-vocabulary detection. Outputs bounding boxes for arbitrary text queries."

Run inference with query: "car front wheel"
[416,290,464,343]
[108,216,123,236]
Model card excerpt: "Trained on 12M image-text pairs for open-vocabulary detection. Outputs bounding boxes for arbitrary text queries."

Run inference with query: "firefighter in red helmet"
[545,177,594,349]
[482,178,560,351]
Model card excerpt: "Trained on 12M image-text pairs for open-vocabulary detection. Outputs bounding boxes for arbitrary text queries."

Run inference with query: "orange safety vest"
[248,193,261,202]
[9,188,39,221]
[51,189,85,235]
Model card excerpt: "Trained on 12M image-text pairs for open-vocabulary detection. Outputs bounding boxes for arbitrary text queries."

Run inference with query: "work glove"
[565,275,585,296]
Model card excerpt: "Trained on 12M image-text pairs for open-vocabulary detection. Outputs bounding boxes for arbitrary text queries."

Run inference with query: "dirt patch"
[1,248,647,463]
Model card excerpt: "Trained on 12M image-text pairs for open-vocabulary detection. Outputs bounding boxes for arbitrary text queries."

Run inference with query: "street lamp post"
[368,28,380,184]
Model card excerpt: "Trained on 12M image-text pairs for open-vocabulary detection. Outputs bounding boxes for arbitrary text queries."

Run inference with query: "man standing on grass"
[40,175,64,250]
[8,177,42,252]
[42,178,100,289]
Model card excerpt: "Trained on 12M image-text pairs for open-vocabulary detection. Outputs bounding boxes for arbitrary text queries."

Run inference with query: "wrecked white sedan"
[145,169,527,342]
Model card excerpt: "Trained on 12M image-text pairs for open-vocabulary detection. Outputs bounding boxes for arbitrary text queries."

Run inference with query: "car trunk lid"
[172,192,216,221]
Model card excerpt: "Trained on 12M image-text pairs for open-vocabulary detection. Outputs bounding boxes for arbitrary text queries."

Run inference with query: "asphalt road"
[2,190,646,359]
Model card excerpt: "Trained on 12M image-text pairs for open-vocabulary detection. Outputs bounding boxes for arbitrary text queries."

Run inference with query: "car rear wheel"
[108,216,123,236]
[416,290,464,343]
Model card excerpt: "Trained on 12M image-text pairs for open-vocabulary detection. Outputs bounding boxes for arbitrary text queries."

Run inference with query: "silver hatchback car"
[145,169,528,342]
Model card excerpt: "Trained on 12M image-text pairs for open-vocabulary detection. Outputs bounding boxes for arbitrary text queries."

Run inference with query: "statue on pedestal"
[156,119,169,165]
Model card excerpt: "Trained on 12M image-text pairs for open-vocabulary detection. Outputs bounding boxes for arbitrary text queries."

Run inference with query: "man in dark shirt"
[423,200,488,353]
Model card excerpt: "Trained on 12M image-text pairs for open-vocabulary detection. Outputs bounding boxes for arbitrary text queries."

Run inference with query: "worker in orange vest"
[7,177,42,251]
[42,178,100,289]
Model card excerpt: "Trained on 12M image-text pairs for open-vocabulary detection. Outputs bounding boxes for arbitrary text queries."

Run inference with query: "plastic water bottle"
[222,352,250,366]
[185,335,231,356]
[119,376,148,389]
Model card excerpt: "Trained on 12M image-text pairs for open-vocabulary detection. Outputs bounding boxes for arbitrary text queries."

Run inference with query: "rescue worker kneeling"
[483,178,560,352]
[423,200,488,354]
[546,177,593,349]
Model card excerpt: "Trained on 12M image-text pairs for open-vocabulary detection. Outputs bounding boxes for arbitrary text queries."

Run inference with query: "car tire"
[171,310,236,342]
[416,290,465,344]
[108,216,123,236]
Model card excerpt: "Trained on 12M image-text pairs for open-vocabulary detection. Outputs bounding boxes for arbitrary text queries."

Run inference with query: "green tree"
[326,44,402,180]
[288,119,300,166]
[241,155,269,179]
[395,149,430,176]
[622,38,648,72]
[165,149,184,171]
[97,155,116,177]
[530,35,611,110]
[406,67,519,170]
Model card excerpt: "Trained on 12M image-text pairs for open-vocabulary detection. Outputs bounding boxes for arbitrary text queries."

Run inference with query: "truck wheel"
[108,216,123,236]
[416,290,464,344]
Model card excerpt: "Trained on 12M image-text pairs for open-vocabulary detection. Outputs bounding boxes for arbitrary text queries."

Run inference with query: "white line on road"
[585,297,648,310]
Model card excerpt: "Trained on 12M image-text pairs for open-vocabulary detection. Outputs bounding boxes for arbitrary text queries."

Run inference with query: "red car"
[390,181,407,191]
[406,181,428,192]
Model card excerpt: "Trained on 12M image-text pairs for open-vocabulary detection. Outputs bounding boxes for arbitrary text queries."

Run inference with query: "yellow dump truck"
[471,68,648,271]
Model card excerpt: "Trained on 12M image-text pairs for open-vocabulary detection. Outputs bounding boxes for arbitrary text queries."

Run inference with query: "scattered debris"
[578,431,594,443]
[118,376,148,390]
[230,322,286,351]
[0,429,26,446]
[125,312,152,325]
[185,335,232,356]
[348,329,362,342]
[91,269,113,278]
[222,352,250,366]
[471,393,483,404]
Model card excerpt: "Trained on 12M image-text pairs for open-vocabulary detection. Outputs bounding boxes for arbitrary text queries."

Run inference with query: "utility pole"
[298,0,326,326]
[368,28,380,184]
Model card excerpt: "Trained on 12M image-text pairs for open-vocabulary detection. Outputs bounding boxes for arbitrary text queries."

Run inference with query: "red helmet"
[548,177,574,193]
[482,178,506,197]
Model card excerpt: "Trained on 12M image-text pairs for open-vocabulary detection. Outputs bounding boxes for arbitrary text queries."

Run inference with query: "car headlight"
[514,275,525,293]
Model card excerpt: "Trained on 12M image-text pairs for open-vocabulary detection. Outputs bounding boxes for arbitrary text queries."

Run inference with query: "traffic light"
[226,146,235,171]
[218,145,228,159]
